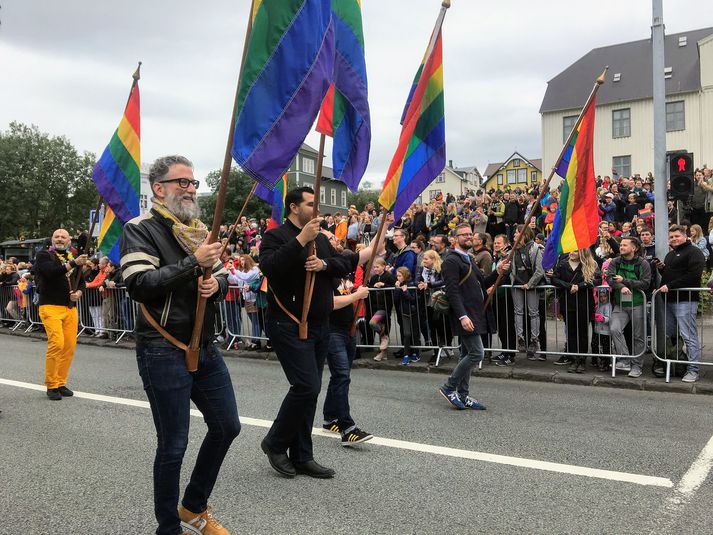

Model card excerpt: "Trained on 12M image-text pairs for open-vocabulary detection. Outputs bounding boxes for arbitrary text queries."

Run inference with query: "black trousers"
[264,316,329,463]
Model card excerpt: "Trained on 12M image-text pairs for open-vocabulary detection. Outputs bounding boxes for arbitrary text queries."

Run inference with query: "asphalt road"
[2,333,713,535]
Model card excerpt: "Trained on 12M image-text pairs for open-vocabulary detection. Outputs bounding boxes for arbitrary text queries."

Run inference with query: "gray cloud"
[1,0,711,192]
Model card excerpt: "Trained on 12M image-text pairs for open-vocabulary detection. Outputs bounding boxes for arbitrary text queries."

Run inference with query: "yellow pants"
[40,305,78,389]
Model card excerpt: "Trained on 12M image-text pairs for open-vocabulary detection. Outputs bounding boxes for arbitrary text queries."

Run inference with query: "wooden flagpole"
[185,3,257,371]
[219,181,258,259]
[484,67,608,308]
[298,132,327,339]
[348,206,388,336]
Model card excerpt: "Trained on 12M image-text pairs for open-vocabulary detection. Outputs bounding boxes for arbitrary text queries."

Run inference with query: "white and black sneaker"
[341,428,374,447]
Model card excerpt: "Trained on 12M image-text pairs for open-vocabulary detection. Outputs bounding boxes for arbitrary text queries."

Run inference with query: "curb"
[2,329,707,396]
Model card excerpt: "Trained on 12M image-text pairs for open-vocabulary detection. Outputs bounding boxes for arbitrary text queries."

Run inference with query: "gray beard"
[165,190,199,223]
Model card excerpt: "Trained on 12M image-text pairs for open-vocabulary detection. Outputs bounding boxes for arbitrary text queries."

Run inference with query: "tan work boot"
[373,350,387,361]
[178,505,230,535]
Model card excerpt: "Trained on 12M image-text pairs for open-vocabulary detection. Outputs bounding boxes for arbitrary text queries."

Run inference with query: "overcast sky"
[1,0,712,191]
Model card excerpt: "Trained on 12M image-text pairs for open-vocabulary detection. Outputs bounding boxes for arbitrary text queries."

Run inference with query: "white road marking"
[667,435,713,506]
[1,377,674,488]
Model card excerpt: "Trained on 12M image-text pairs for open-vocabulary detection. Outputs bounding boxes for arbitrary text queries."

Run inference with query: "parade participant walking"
[438,223,509,410]
[259,187,382,479]
[321,231,374,447]
[121,155,238,535]
[35,228,87,400]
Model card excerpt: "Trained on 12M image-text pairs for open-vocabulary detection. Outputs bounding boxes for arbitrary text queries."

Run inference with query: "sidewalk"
[4,327,711,395]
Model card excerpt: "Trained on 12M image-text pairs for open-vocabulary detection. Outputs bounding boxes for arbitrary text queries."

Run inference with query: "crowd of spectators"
[2,165,712,382]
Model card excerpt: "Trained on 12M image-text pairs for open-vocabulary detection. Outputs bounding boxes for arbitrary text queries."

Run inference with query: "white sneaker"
[615,361,631,372]
[373,351,387,361]
[682,371,699,383]
[628,367,642,378]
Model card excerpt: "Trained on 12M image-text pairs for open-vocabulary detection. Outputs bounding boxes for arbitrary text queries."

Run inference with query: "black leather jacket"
[120,209,228,347]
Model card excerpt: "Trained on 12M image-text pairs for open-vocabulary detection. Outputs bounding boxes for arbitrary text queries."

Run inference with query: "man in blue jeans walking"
[657,225,705,383]
[121,155,239,535]
[438,223,509,410]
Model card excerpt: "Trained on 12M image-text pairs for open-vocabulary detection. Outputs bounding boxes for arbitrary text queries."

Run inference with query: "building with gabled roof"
[481,152,543,192]
[541,27,713,182]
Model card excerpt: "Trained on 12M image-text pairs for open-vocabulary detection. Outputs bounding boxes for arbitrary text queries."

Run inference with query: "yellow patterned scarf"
[153,199,208,254]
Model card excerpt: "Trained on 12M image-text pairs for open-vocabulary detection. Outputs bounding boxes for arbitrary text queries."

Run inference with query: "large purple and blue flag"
[232,0,334,190]
[255,174,288,230]
[316,0,370,192]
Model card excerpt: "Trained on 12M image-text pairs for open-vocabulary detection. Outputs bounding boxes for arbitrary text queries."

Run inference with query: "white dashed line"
[0,377,674,488]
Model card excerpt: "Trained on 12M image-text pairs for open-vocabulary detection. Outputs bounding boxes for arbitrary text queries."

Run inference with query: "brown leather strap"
[268,284,301,324]
[139,303,189,351]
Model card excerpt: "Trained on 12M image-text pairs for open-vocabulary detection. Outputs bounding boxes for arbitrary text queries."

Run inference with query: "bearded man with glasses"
[121,155,239,535]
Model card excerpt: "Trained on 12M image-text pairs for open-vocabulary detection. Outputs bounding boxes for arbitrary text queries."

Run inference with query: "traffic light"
[669,151,694,199]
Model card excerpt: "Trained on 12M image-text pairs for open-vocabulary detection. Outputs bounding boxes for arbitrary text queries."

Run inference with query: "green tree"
[0,122,97,240]
[347,186,381,212]
[201,168,271,227]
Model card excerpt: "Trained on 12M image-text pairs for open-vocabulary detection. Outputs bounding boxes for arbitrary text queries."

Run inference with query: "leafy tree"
[201,168,271,227]
[347,186,381,212]
[0,122,97,240]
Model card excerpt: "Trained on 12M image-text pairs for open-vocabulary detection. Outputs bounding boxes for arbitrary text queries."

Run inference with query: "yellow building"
[482,152,543,192]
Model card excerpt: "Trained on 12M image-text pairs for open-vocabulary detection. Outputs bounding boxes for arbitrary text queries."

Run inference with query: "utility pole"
[652,0,668,259]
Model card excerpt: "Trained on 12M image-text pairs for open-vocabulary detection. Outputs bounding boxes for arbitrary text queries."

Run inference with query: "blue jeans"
[443,332,484,398]
[224,300,241,336]
[324,329,356,432]
[136,344,241,535]
[665,300,700,373]
[264,315,329,463]
[248,310,261,342]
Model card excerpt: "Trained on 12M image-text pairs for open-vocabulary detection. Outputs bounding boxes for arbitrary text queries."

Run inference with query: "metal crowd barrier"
[222,284,270,350]
[0,284,28,331]
[77,286,136,343]
[650,288,712,383]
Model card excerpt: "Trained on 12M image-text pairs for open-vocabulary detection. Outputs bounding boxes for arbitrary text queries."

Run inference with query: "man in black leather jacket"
[120,155,238,535]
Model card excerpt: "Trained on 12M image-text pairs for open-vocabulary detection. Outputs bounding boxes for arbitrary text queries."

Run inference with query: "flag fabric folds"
[93,80,141,264]
[255,174,288,230]
[542,95,600,270]
[232,0,335,190]
[316,0,370,192]
[378,8,446,223]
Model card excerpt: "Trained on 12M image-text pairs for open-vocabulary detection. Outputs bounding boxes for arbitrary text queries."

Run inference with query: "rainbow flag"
[378,6,447,222]
[255,174,288,230]
[93,69,141,263]
[638,208,653,219]
[315,0,370,192]
[232,0,334,190]
[542,95,600,270]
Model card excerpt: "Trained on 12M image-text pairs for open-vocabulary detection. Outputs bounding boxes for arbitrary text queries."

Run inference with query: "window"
[429,189,441,200]
[497,174,503,185]
[666,101,685,132]
[512,159,521,168]
[436,173,445,183]
[320,188,325,204]
[341,190,347,208]
[517,169,527,183]
[302,157,315,174]
[531,171,537,183]
[563,115,578,142]
[506,170,516,184]
[612,155,631,178]
[330,188,336,206]
[612,108,631,138]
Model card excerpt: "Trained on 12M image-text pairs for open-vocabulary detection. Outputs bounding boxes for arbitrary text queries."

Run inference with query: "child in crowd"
[368,257,395,361]
[393,266,420,366]
[592,287,612,371]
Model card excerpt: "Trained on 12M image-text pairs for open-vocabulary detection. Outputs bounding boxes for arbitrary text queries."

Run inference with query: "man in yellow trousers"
[35,229,87,400]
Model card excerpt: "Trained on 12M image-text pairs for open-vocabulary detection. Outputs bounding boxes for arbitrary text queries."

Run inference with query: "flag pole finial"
[596,66,609,85]
[133,61,142,82]
[442,0,451,7]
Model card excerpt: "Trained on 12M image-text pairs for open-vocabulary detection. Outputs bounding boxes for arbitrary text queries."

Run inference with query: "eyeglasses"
[159,178,200,189]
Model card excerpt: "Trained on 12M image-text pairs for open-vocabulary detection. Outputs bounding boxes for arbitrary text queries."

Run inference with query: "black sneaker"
[341,428,374,447]
[553,356,571,366]
[537,354,547,362]
[323,421,341,434]
[46,388,62,401]
[57,386,74,397]
[495,355,514,367]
